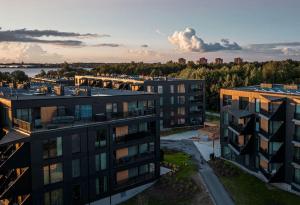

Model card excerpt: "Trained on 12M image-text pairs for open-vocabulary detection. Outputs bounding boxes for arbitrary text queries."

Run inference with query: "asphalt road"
[161,139,235,205]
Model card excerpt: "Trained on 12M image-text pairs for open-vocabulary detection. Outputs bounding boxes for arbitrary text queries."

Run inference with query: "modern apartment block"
[220,84,300,193]
[75,75,205,129]
[0,85,160,205]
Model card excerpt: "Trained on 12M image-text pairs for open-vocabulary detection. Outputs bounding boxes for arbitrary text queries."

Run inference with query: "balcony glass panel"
[294,168,300,184]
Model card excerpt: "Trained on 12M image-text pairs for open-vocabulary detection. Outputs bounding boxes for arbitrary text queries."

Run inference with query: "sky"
[0,0,300,63]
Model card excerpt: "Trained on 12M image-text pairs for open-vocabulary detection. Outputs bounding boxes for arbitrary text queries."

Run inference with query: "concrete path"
[161,139,234,205]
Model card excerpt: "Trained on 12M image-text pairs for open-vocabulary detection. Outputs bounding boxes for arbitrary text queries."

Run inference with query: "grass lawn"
[210,159,300,205]
[121,150,212,205]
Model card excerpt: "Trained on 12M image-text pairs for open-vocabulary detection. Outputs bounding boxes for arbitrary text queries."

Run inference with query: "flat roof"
[0,86,154,100]
[227,84,300,97]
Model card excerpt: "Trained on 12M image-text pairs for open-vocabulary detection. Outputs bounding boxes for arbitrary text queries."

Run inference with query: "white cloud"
[168,27,241,52]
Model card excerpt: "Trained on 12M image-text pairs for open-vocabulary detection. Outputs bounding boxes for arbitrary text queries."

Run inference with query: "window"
[160,111,163,117]
[177,107,185,115]
[295,168,300,184]
[223,112,228,125]
[178,118,185,125]
[43,137,62,159]
[294,147,300,161]
[296,104,300,114]
[139,122,148,132]
[223,128,228,138]
[160,97,163,106]
[255,99,260,112]
[95,129,106,148]
[16,108,32,122]
[128,145,138,157]
[177,84,185,93]
[239,97,249,110]
[170,85,175,93]
[223,95,232,106]
[95,153,107,171]
[129,167,138,178]
[295,125,300,141]
[177,96,185,104]
[170,96,174,105]
[139,164,149,175]
[106,103,117,113]
[160,120,164,129]
[44,189,63,205]
[72,184,81,203]
[43,163,63,185]
[72,159,80,178]
[75,105,92,121]
[158,86,163,94]
[139,143,149,154]
[72,134,80,153]
[170,111,175,117]
[96,176,108,195]
[147,86,154,93]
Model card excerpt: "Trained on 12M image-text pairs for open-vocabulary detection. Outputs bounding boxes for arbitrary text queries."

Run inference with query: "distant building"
[75,75,205,129]
[234,57,243,65]
[198,57,208,65]
[178,58,186,65]
[215,58,223,64]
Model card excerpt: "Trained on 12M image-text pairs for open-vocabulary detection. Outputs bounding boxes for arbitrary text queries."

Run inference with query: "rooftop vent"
[260,83,273,89]
[284,84,298,90]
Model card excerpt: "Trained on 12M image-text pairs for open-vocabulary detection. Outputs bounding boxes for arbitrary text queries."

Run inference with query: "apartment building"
[220,83,300,193]
[75,76,205,129]
[215,58,223,64]
[0,85,160,205]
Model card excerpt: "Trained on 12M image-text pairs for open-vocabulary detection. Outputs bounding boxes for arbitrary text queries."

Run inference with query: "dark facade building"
[220,83,300,193]
[198,57,208,65]
[234,57,243,65]
[75,76,205,129]
[0,86,160,205]
[215,58,223,64]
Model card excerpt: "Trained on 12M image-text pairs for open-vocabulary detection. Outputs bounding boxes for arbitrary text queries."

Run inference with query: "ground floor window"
[44,189,63,205]
[95,176,108,195]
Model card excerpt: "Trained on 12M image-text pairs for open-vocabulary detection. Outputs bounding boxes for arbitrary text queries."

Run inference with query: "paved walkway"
[161,139,234,205]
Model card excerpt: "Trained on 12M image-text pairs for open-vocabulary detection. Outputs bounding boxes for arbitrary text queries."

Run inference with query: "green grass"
[121,150,200,205]
[163,151,197,179]
[214,160,300,205]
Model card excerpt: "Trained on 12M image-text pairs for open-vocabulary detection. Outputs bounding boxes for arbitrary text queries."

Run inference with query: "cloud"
[246,42,300,56]
[141,44,148,48]
[0,28,108,46]
[168,27,241,52]
[155,29,166,36]
[92,43,120,47]
[0,43,64,63]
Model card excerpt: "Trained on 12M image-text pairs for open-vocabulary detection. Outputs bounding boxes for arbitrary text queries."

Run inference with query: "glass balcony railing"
[114,152,155,167]
[13,108,156,132]
[114,131,154,144]
[115,172,155,190]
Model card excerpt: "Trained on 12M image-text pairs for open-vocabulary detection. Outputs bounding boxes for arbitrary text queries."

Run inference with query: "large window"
[177,107,185,115]
[170,85,175,93]
[95,129,106,148]
[72,159,80,178]
[106,103,117,113]
[146,86,154,93]
[95,176,108,195]
[239,97,249,110]
[75,105,92,121]
[295,125,300,142]
[44,189,63,205]
[223,112,228,125]
[170,96,174,105]
[95,153,107,171]
[43,163,63,185]
[177,96,185,104]
[160,97,163,106]
[72,134,80,153]
[43,137,62,159]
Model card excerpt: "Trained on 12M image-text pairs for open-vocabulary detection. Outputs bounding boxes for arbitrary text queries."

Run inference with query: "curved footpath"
[161,139,235,205]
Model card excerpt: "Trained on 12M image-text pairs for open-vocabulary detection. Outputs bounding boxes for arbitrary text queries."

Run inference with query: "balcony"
[0,143,30,173]
[14,108,156,133]
[228,136,254,155]
[294,113,300,123]
[228,117,254,135]
[259,123,284,142]
[259,164,284,183]
[114,152,155,168]
[259,102,285,121]
[114,131,154,145]
[259,144,284,163]
[115,173,155,190]
[0,168,31,200]
[293,156,300,166]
